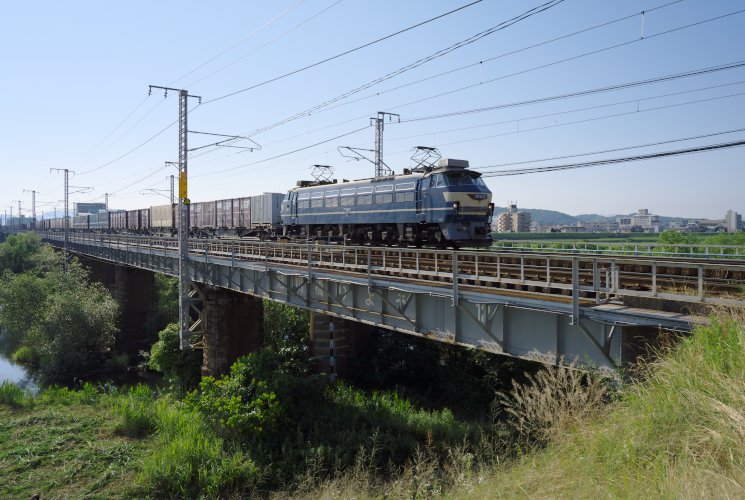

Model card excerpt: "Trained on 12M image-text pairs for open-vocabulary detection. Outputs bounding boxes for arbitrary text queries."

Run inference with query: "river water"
[0,332,38,392]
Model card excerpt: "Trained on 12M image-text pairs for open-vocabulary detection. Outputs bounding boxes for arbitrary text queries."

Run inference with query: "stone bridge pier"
[199,287,264,377]
[79,256,156,356]
[310,312,376,380]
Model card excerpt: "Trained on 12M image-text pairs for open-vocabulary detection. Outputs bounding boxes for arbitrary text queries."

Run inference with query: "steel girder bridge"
[37,231,745,374]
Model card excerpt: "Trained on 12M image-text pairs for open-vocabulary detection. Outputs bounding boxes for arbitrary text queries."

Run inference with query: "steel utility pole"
[370,111,400,177]
[149,86,201,350]
[50,168,73,272]
[23,189,36,228]
[166,161,179,205]
[11,200,21,230]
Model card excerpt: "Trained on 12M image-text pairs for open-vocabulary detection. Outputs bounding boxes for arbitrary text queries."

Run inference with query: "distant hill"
[494,207,686,227]
[493,206,585,226]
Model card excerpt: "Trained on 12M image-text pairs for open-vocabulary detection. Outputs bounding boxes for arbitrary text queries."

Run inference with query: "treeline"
[0,233,119,385]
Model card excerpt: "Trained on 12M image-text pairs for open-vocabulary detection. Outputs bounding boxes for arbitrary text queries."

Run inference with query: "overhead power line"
[474,127,745,169]
[297,0,689,118]
[191,125,370,178]
[229,0,565,136]
[201,4,737,162]
[202,0,491,104]
[403,60,745,123]
[184,0,347,89]
[384,80,745,145]
[169,0,308,87]
[479,139,745,177]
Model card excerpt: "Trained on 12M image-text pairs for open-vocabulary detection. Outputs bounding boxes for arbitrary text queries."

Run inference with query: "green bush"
[148,323,202,389]
[185,352,281,438]
[183,350,482,488]
[11,346,39,366]
[262,300,311,375]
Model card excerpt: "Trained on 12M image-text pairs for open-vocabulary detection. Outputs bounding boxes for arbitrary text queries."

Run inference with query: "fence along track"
[41,232,745,308]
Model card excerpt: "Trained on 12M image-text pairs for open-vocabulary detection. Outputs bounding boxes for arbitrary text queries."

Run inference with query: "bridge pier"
[310,312,375,380]
[200,287,264,377]
[113,266,157,356]
[79,256,116,288]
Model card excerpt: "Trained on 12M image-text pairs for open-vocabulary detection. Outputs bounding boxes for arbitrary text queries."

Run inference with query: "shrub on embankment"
[0,233,119,385]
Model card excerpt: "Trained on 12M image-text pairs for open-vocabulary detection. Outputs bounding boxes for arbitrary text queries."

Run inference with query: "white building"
[617,209,662,232]
[725,209,742,233]
[495,203,532,233]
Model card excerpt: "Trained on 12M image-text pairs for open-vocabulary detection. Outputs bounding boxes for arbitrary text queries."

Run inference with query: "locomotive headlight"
[487,203,494,216]
[453,201,460,213]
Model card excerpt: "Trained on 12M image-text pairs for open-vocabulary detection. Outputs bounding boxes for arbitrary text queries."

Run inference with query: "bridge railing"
[491,240,745,259]
[39,231,745,309]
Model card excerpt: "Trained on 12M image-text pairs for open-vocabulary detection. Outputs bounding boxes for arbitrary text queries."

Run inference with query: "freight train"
[39,193,284,239]
[38,158,494,247]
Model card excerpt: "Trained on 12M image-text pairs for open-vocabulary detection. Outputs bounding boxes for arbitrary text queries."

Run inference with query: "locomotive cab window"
[443,174,487,187]
[297,193,310,209]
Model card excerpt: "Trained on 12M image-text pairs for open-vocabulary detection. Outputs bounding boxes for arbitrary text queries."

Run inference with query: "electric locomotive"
[280,158,494,247]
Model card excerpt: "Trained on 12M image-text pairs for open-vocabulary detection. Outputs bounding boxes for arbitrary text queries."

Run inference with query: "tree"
[262,300,310,375]
[0,232,43,274]
[26,280,119,385]
[148,323,202,389]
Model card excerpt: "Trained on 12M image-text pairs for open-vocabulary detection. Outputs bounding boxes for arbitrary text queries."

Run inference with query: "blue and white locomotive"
[280,158,494,247]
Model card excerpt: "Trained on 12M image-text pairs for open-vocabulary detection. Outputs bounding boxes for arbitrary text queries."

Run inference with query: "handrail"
[37,231,745,308]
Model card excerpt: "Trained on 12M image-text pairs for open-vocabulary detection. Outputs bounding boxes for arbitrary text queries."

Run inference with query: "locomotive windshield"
[432,173,487,187]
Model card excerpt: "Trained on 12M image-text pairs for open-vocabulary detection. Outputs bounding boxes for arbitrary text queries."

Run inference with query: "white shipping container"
[150,204,174,229]
[251,193,283,226]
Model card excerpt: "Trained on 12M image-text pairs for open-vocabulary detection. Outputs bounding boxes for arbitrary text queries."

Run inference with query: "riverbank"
[2,311,744,498]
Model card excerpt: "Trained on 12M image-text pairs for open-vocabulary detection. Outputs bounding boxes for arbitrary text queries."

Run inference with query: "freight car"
[280,158,493,247]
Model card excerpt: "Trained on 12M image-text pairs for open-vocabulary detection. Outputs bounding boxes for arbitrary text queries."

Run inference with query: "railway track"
[40,232,745,307]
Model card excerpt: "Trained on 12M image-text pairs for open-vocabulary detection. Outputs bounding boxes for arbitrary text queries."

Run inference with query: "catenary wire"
[170,0,307,87]
[403,60,745,123]
[479,140,745,177]
[184,0,346,89]
[201,0,513,105]
[473,127,745,169]
[192,2,722,161]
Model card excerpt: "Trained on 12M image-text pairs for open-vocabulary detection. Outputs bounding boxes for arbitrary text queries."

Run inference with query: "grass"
[3,309,745,498]
[0,389,152,499]
[461,309,745,498]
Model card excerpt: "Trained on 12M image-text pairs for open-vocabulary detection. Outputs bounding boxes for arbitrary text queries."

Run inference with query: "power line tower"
[166,161,179,205]
[50,169,73,272]
[149,86,201,350]
[370,111,400,177]
[23,189,36,227]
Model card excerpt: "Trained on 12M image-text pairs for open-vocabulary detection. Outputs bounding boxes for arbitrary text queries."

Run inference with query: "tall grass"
[114,384,157,437]
[465,308,745,498]
[0,381,28,407]
[288,309,745,498]
[136,399,259,497]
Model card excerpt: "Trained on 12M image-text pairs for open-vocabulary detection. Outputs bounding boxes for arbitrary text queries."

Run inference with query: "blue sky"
[1,0,743,220]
